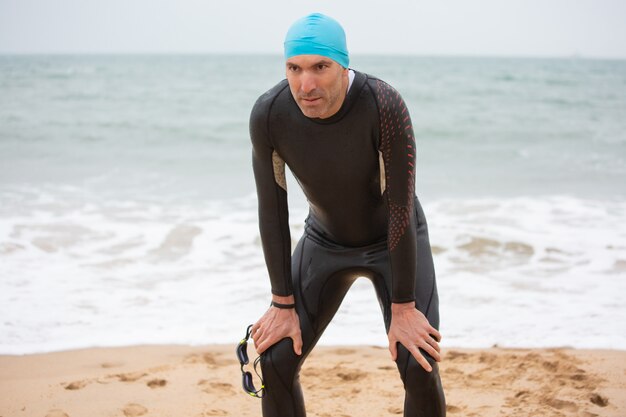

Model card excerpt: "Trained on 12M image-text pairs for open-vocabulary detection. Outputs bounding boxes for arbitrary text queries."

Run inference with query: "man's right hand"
[251,294,303,356]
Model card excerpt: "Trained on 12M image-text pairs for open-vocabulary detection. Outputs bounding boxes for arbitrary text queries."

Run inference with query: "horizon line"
[1,51,625,61]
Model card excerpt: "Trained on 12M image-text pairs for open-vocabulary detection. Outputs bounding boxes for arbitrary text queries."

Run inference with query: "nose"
[300,72,316,94]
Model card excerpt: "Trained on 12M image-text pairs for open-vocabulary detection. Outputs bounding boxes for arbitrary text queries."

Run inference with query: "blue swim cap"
[284,13,349,68]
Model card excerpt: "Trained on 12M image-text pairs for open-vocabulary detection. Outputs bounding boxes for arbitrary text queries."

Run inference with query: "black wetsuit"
[250,70,445,417]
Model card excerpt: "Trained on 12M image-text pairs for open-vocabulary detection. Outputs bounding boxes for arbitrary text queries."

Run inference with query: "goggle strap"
[253,355,264,382]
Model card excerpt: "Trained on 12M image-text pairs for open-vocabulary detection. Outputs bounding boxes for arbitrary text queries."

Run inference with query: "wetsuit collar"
[347,69,355,92]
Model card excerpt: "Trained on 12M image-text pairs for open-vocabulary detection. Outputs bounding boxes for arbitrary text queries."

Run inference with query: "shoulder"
[362,74,406,107]
[250,79,290,123]
[249,79,290,146]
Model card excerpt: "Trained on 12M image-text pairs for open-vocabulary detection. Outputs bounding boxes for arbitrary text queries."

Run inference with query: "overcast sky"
[1,0,625,58]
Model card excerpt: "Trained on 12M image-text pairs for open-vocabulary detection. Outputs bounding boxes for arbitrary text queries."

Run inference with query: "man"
[249,13,446,417]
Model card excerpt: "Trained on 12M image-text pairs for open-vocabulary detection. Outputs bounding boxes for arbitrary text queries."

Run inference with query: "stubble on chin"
[297,100,327,118]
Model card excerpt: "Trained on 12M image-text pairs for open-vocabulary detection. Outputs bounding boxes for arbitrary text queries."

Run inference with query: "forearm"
[252,146,293,296]
[389,207,418,303]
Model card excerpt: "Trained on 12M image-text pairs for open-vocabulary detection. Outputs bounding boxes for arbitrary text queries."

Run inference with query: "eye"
[287,64,300,73]
[316,64,328,71]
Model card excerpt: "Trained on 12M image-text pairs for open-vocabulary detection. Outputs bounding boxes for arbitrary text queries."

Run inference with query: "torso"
[263,71,388,246]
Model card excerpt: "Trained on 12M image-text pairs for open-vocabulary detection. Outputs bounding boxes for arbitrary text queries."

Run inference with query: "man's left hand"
[387,301,442,372]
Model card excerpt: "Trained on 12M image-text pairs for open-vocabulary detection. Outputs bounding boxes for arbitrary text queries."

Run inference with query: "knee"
[396,347,441,389]
[261,338,300,382]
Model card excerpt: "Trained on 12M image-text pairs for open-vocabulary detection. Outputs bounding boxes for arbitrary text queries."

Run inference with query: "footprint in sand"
[197,379,236,394]
[203,409,229,416]
[301,368,321,378]
[477,352,496,364]
[64,380,89,390]
[445,350,469,361]
[185,353,217,365]
[45,410,70,417]
[147,378,167,388]
[331,348,356,355]
[122,403,148,417]
[590,393,609,407]
[100,361,124,368]
[115,372,147,382]
[445,367,465,376]
[446,404,465,414]
[545,397,578,412]
[336,369,367,381]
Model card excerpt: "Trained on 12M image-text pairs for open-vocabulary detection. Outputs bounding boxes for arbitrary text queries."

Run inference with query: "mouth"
[300,97,322,105]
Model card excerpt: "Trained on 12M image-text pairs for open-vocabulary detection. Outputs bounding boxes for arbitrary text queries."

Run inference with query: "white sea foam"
[1,185,625,354]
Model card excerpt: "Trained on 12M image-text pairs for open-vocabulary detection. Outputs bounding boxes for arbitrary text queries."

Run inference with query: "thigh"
[291,234,362,347]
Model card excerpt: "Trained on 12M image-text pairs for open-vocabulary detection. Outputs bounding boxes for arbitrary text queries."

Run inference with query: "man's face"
[285,55,349,119]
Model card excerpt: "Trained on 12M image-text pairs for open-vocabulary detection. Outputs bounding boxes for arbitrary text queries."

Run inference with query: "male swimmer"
[249,13,446,417]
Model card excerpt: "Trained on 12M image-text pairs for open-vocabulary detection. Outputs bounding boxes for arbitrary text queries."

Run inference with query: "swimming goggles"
[236,324,265,398]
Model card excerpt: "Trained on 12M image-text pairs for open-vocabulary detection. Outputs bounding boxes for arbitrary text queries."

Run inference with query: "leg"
[261,233,361,417]
[372,196,446,417]
[395,345,446,417]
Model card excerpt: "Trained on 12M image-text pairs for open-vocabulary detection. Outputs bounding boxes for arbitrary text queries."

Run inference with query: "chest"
[276,116,379,187]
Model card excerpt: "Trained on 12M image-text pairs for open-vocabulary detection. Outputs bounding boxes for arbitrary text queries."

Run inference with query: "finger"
[388,339,398,361]
[429,327,442,343]
[420,339,441,362]
[408,344,432,372]
[428,337,441,355]
[253,326,268,349]
[252,333,262,351]
[251,325,262,342]
[255,337,272,355]
[251,320,261,336]
[253,325,265,342]
[425,334,441,353]
[252,332,262,350]
[292,332,303,356]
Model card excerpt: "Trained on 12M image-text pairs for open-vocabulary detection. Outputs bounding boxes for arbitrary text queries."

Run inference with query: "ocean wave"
[1,186,625,353]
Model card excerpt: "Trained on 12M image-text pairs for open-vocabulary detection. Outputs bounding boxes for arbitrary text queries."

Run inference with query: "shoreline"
[1,344,624,417]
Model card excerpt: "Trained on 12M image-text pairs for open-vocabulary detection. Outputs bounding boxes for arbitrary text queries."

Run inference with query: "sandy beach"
[1,344,624,417]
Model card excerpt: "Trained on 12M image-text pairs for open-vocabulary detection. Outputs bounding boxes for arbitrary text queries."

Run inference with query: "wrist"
[391,300,416,313]
[271,300,296,309]
[272,294,295,304]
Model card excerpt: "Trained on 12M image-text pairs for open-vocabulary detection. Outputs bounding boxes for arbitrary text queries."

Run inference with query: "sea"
[1,54,625,354]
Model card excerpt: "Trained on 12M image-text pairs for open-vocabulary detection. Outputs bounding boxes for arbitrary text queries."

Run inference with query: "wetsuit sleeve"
[249,97,293,296]
[376,80,418,304]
